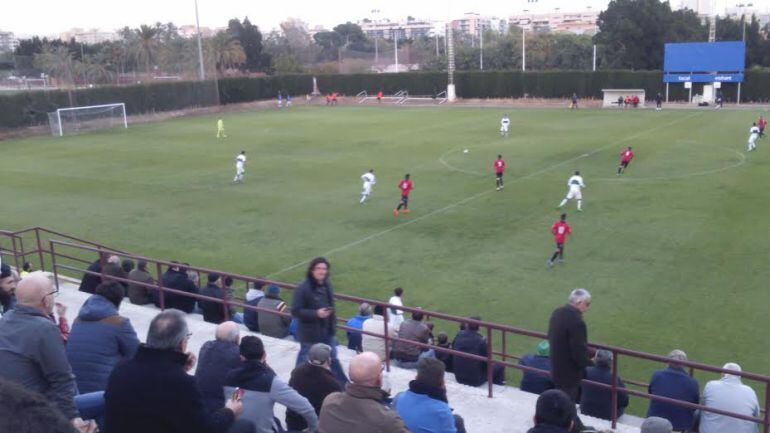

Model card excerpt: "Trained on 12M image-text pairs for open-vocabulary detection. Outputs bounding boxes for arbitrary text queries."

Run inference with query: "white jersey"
[235,154,246,169]
[567,175,585,191]
[361,172,376,186]
[750,126,760,138]
[501,117,510,127]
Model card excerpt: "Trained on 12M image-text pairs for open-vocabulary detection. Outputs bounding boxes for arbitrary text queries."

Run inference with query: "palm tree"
[34,44,77,86]
[207,32,246,75]
[133,24,161,76]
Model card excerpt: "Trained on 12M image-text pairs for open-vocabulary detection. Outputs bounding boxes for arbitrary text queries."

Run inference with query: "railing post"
[222,280,230,321]
[155,262,165,310]
[611,350,619,430]
[10,236,20,272]
[764,383,770,433]
[383,306,391,372]
[36,228,45,272]
[487,326,494,398]
[98,248,106,283]
[49,241,60,291]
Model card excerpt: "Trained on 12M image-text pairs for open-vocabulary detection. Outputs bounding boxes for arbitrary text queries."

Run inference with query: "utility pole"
[372,9,380,64]
[194,0,206,80]
[394,30,399,73]
[522,27,526,71]
[480,25,484,70]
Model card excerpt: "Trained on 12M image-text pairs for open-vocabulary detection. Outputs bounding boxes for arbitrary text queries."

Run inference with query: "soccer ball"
[463,149,469,154]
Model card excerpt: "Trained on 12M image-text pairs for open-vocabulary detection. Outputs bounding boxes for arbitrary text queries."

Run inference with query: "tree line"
[5,0,770,87]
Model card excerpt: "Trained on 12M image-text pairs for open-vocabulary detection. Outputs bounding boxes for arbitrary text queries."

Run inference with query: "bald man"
[319,352,408,433]
[0,272,99,432]
[195,321,243,412]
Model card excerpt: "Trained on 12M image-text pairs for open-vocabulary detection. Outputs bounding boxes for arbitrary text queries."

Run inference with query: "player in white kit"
[500,114,510,137]
[233,151,246,183]
[360,169,376,204]
[747,122,760,151]
[558,170,585,211]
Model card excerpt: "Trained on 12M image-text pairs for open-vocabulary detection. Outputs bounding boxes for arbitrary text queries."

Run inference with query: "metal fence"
[2,226,770,431]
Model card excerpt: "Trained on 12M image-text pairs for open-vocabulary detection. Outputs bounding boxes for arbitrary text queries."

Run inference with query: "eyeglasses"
[185,332,193,340]
[41,288,59,303]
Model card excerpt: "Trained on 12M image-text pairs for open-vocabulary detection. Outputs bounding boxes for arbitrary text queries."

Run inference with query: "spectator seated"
[256,285,291,339]
[579,350,629,421]
[519,340,555,395]
[345,302,371,352]
[194,322,242,413]
[452,316,505,387]
[646,350,700,431]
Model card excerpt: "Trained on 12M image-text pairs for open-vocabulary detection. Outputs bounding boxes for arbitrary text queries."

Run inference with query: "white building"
[724,3,770,26]
[359,18,434,40]
[508,10,599,34]
[0,31,19,53]
[59,28,119,44]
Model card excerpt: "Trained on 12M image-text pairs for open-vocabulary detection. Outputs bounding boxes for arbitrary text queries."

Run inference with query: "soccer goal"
[48,103,128,137]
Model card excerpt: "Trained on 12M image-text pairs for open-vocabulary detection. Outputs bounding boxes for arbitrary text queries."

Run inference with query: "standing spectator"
[0,272,101,431]
[646,349,700,431]
[700,363,759,433]
[243,280,265,332]
[570,93,578,109]
[435,331,454,373]
[519,341,555,395]
[200,273,243,324]
[395,357,467,433]
[452,316,505,387]
[548,288,593,433]
[286,343,343,432]
[0,263,17,315]
[361,305,397,361]
[257,285,291,339]
[388,287,405,329]
[346,302,372,352]
[393,309,434,369]
[579,350,629,420]
[66,281,140,393]
[641,417,673,433]
[127,260,154,305]
[527,389,577,433]
[195,322,242,413]
[655,93,663,111]
[105,309,249,433]
[319,352,408,433]
[715,93,723,109]
[157,262,199,313]
[78,258,103,294]
[225,336,318,433]
[291,257,347,383]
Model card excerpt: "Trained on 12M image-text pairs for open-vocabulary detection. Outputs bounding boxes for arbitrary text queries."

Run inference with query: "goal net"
[48,103,128,136]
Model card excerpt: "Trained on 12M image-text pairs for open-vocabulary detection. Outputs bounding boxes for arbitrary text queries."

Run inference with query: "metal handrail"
[4,227,769,432]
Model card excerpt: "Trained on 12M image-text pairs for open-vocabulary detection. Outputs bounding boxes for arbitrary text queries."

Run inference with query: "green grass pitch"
[1,105,769,402]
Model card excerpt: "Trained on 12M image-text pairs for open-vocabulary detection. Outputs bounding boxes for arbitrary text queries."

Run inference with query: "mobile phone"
[231,388,244,401]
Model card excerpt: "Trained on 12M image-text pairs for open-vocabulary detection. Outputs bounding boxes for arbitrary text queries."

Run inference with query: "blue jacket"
[66,294,140,394]
[157,269,198,313]
[394,380,457,433]
[646,366,700,430]
[519,354,555,395]
[194,339,241,413]
[346,314,369,351]
[579,364,629,421]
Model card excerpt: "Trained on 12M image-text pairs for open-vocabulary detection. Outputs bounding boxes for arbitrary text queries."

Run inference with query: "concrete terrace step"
[55,279,642,433]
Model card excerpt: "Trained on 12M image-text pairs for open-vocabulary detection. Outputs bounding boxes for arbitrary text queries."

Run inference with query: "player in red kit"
[758,115,766,139]
[547,213,571,268]
[494,154,506,191]
[617,146,634,175]
[393,174,413,216]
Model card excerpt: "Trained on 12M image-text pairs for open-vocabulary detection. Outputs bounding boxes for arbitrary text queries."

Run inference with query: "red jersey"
[620,149,634,163]
[494,159,506,174]
[551,221,571,244]
[759,118,767,129]
[399,180,413,197]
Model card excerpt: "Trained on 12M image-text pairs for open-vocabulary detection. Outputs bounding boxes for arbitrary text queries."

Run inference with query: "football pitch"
[2,105,769,386]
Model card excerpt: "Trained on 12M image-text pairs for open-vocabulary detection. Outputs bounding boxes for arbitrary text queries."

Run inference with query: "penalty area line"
[266,111,704,278]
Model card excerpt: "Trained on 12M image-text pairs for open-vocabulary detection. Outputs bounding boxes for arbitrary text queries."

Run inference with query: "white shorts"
[566,188,582,200]
[236,165,245,176]
[362,184,372,195]
[500,124,509,133]
[749,135,758,145]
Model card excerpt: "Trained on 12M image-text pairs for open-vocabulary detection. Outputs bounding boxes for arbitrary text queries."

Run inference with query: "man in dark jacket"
[257,285,291,338]
[0,263,17,315]
[646,350,700,431]
[579,350,629,421]
[127,260,154,305]
[519,340,555,395]
[291,257,347,383]
[527,389,577,433]
[195,321,242,413]
[79,258,103,294]
[548,288,593,433]
[157,263,199,313]
[451,316,505,387]
[0,273,100,429]
[200,273,234,324]
[105,309,249,433]
[66,282,140,393]
[286,343,342,431]
[243,280,265,332]
[392,309,433,368]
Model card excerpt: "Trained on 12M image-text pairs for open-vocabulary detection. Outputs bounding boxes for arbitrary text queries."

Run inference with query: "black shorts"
[620,160,630,168]
[555,242,564,250]
[496,172,503,179]
[400,195,409,204]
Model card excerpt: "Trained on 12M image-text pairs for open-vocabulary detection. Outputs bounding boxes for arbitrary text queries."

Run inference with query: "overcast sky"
[3,0,619,37]
[2,0,746,37]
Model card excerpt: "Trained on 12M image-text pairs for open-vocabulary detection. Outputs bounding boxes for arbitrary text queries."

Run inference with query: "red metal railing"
[2,226,770,431]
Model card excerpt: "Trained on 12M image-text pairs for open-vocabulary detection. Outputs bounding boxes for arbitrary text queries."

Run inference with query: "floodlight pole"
[394,30,399,73]
[479,26,484,70]
[447,23,456,101]
[592,45,597,71]
[522,27,526,71]
[194,0,206,80]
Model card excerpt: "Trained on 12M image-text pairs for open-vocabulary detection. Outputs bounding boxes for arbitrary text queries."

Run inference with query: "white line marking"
[266,112,704,278]
[594,148,746,182]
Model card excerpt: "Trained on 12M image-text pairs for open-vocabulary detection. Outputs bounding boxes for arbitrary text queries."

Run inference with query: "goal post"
[48,103,128,137]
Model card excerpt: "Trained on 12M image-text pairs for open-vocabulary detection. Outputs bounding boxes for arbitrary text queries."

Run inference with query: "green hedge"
[2,70,769,130]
